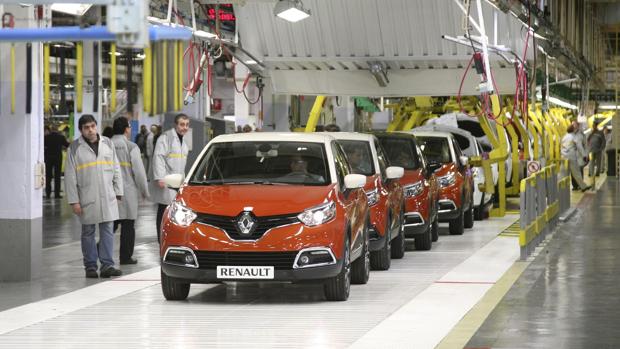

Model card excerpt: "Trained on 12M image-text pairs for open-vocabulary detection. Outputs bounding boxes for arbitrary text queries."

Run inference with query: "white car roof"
[415,124,477,142]
[324,132,375,142]
[210,132,335,145]
[404,130,454,139]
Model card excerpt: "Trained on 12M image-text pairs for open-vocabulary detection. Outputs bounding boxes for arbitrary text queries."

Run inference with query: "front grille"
[195,212,300,240]
[194,251,298,270]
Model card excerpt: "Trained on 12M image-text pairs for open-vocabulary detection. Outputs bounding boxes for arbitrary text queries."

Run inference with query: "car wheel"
[391,209,406,259]
[414,219,432,251]
[474,193,485,221]
[351,219,370,285]
[324,234,351,301]
[431,213,439,242]
[370,216,391,270]
[464,196,474,229]
[449,208,465,235]
[161,269,190,301]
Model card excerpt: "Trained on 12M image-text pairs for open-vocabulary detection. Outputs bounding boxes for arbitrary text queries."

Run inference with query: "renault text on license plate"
[216,266,275,279]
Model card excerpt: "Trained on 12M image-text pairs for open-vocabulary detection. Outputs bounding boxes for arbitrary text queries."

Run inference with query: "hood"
[399,169,424,186]
[435,163,457,177]
[178,184,337,217]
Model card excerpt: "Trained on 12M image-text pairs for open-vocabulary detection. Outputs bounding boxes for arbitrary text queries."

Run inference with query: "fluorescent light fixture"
[194,30,217,39]
[536,92,578,110]
[136,53,146,60]
[274,0,311,23]
[599,105,620,110]
[245,60,258,65]
[109,51,122,56]
[51,4,92,16]
[223,116,236,122]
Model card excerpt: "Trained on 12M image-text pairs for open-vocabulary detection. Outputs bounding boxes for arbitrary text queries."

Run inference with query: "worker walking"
[561,123,591,192]
[151,114,190,242]
[111,117,149,265]
[44,124,69,199]
[65,114,124,278]
[588,124,606,177]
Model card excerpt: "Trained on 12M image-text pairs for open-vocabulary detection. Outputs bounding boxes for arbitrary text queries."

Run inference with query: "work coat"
[65,136,123,225]
[150,128,189,205]
[112,135,149,220]
[561,132,587,163]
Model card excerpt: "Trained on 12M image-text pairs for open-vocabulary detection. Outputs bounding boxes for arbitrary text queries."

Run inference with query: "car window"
[338,140,375,176]
[457,120,486,137]
[189,141,330,186]
[452,134,473,156]
[379,137,420,170]
[416,136,452,164]
[374,140,388,179]
[452,138,464,159]
[331,142,351,191]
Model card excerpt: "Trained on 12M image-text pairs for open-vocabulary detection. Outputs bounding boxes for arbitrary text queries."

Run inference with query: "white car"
[426,112,513,186]
[415,124,498,220]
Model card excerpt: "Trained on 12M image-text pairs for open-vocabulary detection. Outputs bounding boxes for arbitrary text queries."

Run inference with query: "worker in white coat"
[111,117,149,265]
[151,114,190,242]
[561,123,591,192]
[65,114,124,278]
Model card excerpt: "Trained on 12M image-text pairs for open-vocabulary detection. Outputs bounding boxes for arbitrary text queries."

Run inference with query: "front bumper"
[437,199,460,221]
[403,212,428,237]
[161,259,343,284]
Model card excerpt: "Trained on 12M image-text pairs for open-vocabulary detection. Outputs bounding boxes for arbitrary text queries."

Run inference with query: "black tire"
[449,209,465,235]
[161,269,190,301]
[370,216,391,270]
[351,221,370,285]
[474,206,484,221]
[414,220,432,251]
[391,209,406,259]
[431,213,439,242]
[324,234,351,301]
[464,199,474,229]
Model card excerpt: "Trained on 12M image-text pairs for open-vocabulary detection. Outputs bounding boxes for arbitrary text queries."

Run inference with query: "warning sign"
[527,161,541,176]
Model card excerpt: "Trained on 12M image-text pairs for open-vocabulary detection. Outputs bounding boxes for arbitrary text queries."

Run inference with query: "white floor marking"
[350,235,519,349]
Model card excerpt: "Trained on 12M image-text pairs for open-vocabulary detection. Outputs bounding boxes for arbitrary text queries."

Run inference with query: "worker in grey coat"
[151,114,190,242]
[65,114,124,278]
[111,117,149,265]
[561,123,591,192]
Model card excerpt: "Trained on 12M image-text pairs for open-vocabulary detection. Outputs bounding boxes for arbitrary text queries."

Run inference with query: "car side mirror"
[164,174,185,190]
[459,156,469,167]
[344,174,366,190]
[427,162,442,173]
[386,166,404,180]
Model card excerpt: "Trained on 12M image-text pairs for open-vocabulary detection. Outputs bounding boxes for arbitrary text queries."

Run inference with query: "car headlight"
[169,201,197,227]
[297,201,336,227]
[438,172,456,187]
[365,189,379,206]
[403,181,424,198]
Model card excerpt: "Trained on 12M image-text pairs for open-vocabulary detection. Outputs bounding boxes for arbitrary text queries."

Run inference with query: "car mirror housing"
[459,156,469,167]
[386,166,404,180]
[344,174,366,190]
[164,174,185,189]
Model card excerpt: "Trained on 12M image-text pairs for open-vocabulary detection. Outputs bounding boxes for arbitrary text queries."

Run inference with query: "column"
[0,5,45,281]
[73,41,103,139]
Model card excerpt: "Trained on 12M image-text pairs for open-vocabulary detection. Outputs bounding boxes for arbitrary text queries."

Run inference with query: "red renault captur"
[328,132,405,271]
[375,132,439,250]
[410,130,475,235]
[160,132,370,301]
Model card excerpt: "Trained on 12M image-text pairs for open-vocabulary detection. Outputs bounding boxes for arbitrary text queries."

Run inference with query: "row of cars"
[158,129,481,301]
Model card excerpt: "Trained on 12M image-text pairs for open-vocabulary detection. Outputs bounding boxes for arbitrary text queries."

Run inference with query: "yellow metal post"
[76,42,83,113]
[110,43,117,113]
[152,43,158,115]
[162,41,168,113]
[305,96,326,132]
[143,46,152,114]
[177,41,183,110]
[43,44,50,114]
[173,41,179,111]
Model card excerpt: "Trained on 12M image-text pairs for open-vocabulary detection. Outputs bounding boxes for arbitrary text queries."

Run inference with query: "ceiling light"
[599,105,619,110]
[194,30,217,39]
[245,60,258,65]
[274,0,311,23]
[51,4,92,16]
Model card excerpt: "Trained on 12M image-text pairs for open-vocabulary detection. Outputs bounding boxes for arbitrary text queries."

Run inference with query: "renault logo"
[236,212,257,235]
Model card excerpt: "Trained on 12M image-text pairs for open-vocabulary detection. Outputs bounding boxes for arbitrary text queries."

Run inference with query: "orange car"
[375,132,439,250]
[160,133,370,301]
[410,130,475,235]
[329,133,405,271]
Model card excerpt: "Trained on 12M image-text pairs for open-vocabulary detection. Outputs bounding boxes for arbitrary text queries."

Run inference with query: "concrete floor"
[467,179,620,349]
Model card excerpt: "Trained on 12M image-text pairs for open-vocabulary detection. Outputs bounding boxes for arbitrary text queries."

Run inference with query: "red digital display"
[208,8,236,22]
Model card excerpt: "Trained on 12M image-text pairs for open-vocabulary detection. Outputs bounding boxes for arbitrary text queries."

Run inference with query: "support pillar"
[0,5,45,281]
[74,40,103,138]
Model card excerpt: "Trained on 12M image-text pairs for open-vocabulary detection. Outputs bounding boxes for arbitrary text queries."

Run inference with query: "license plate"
[216,266,275,279]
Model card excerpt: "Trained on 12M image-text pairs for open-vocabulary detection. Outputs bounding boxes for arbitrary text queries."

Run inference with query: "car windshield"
[416,136,452,164]
[338,140,375,176]
[189,141,330,186]
[379,137,420,170]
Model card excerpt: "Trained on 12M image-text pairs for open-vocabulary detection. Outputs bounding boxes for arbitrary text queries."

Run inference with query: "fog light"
[163,247,199,268]
[294,248,336,268]
[184,254,195,265]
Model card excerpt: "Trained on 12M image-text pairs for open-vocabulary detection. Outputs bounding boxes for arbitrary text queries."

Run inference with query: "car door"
[374,139,402,234]
[452,138,473,207]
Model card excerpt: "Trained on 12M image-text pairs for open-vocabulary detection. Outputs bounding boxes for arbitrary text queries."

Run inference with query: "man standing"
[112,117,149,265]
[145,124,158,174]
[135,125,149,155]
[588,124,606,177]
[561,124,591,192]
[151,114,190,242]
[65,114,124,278]
[44,124,69,198]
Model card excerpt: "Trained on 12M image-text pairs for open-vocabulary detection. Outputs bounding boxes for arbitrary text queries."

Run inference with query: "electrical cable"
[26,43,31,114]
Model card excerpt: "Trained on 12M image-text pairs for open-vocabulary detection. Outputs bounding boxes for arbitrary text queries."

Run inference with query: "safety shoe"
[99,267,123,278]
[120,258,138,265]
[85,269,98,278]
